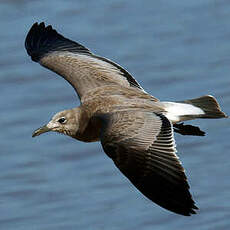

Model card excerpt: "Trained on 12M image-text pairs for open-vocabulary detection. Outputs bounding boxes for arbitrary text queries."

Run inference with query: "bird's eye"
[58,117,66,124]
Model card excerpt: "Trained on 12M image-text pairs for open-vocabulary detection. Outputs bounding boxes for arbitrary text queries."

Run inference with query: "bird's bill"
[32,124,51,137]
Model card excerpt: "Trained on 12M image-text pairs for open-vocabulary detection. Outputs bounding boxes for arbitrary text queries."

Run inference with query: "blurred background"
[0,0,230,229]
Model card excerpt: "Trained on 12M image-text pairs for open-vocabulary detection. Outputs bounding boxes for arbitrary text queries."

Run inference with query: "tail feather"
[162,95,227,123]
[179,95,227,119]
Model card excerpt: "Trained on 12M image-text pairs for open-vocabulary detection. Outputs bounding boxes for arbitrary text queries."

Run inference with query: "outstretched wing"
[25,22,144,100]
[99,110,198,216]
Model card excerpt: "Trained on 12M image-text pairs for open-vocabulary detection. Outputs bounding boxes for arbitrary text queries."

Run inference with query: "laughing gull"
[25,22,227,216]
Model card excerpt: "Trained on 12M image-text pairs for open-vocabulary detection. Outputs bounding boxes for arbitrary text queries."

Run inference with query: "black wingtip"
[172,202,198,216]
[25,22,91,62]
[25,22,59,62]
[188,204,199,216]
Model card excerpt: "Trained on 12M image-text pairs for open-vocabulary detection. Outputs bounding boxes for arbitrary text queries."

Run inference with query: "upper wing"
[25,22,144,100]
[99,110,198,216]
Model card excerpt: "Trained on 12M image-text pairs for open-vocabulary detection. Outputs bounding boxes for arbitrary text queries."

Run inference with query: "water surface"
[0,1,230,229]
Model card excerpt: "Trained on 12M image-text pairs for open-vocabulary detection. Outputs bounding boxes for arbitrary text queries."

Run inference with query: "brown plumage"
[25,22,227,216]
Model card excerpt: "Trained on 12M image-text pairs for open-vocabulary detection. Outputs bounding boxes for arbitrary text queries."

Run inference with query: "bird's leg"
[173,123,205,136]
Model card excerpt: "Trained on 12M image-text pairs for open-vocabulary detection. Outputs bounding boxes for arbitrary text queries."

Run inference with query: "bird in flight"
[25,22,227,216]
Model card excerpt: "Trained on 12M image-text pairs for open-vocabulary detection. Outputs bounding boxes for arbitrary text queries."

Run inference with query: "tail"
[162,95,228,123]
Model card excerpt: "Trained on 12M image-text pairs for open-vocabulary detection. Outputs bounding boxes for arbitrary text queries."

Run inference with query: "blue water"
[0,1,230,229]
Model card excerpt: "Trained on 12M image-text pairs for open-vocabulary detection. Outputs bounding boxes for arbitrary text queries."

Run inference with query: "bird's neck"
[73,107,101,143]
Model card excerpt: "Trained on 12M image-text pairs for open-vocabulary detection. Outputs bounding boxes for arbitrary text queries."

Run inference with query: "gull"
[25,22,227,216]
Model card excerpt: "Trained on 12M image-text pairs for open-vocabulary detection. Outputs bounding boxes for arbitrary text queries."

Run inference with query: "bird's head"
[32,108,81,138]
